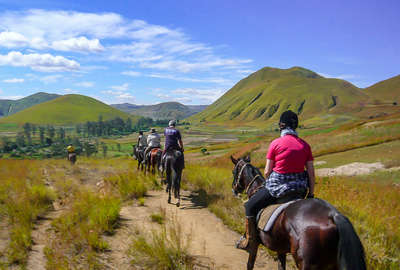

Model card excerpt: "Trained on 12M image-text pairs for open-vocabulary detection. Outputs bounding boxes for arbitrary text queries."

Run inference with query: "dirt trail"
[105,189,277,270]
[26,168,63,270]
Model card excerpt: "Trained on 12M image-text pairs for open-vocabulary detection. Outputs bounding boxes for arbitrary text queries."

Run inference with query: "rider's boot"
[236,216,257,251]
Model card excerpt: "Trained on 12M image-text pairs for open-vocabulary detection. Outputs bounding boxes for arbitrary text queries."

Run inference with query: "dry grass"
[0,160,55,266]
[128,215,194,270]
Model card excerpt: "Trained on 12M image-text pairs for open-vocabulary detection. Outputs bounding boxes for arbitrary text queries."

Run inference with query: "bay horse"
[145,148,162,174]
[132,145,145,171]
[163,149,184,207]
[231,156,366,270]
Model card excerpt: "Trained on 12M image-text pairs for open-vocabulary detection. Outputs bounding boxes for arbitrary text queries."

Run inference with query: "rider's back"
[164,127,181,150]
[267,135,312,174]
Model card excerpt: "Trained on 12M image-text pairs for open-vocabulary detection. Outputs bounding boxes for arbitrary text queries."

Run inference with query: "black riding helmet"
[279,110,298,130]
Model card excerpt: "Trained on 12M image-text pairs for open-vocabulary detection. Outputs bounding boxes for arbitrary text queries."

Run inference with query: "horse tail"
[165,156,173,186]
[333,213,366,270]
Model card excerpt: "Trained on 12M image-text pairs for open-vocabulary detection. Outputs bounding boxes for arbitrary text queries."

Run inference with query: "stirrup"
[235,235,249,250]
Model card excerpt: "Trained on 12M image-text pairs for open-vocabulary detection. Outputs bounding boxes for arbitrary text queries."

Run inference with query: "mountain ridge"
[111,101,207,120]
[189,66,399,125]
[0,94,137,125]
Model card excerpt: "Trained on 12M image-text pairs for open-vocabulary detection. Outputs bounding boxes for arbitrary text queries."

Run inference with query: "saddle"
[257,190,306,232]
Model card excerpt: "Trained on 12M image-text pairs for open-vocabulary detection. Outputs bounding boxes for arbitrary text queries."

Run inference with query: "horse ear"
[230,155,238,165]
[244,155,251,163]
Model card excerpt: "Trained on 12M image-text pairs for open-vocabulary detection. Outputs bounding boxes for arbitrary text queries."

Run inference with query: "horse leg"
[278,253,286,270]
[175,170,181,207]
[246,242,259,270]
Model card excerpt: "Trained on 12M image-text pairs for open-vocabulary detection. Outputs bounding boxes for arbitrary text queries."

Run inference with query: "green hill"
[112,102,207,120]
[0,92,60,117]
[190,67,369,125]
[364,74,400,103]
[0,94,137,125]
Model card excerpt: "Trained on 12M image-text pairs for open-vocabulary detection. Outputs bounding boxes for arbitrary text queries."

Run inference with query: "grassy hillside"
[0,92,60,117]
[364,74,400,103]
[112,102,207,120]
[190,67,369,125]
[0,94,137,125]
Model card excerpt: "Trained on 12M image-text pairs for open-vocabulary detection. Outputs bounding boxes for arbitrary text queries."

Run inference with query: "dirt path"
[105,189,277,270]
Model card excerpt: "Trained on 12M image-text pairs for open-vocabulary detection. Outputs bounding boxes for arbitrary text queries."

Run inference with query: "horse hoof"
[176,202,180,207]
[168,198,171,204]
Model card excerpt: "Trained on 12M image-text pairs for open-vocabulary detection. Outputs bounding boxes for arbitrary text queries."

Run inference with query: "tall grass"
[45,188,121,269]
[129,215,193,270]
[0,160,55,266]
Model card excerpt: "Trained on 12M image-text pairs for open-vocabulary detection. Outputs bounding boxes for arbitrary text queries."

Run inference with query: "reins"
[233,160,265,197]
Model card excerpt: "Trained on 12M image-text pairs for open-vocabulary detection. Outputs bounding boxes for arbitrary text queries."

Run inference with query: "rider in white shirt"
[143,128,161,163]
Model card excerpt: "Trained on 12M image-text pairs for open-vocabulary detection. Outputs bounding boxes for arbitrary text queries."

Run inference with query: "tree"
[16,132,26,147]
[47,125,55,139]
[125,118,132,132]
[76,124,82,136]
[32,124,37,136]
[101,143,108,158]
[58,127,66,141]
[39,126,45,145]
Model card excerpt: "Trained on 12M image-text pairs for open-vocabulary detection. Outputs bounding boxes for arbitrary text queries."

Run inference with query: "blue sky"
[0,0,398,105]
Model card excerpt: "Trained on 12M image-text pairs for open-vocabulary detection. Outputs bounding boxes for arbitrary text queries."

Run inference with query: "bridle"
[232,160,247,191]
[232,160,265,197]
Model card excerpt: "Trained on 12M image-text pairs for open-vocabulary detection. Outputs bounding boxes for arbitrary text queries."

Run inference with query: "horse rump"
[68,153,77,164]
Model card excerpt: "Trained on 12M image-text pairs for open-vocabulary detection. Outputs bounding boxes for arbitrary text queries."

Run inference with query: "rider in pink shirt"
[236,110,315,251]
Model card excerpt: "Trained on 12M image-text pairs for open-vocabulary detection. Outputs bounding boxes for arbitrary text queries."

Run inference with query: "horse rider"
[66,144,76,162]
[236,110,316,251]
[137,131,147,150]
[67,144,75,158]
[162,120,185,169]
[143,128,161,164]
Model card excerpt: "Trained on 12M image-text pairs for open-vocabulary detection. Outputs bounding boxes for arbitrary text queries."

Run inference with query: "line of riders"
[135,119,184,173]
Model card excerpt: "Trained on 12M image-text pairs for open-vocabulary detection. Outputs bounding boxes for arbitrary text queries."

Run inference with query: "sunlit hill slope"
[190,67,374,125]
[0,94,137,125]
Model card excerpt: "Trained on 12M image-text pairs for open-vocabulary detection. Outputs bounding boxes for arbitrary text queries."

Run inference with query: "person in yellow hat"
[66,144,77,164]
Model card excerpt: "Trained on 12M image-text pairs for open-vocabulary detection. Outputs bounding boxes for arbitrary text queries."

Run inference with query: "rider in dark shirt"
[162,120,185,168]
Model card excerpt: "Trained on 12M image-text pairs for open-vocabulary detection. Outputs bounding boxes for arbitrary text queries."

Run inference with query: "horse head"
[230,155,251,196]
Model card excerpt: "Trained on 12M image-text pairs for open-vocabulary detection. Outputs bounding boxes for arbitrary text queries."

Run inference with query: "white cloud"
[0,94,24,100]
[2,78,24,83]
[75,81,94,87]
[102,89,135,103]
[0,51,80,72]
[318,72,359,80]
[0,9,252,74]
[52,36,104,53]
[121,71,141,77]
[39,74,63,83]
[171,87,225,103]
[111,83,129,91]
[0,31,29,47]
[146,73,233,85]
[62,88,79,94]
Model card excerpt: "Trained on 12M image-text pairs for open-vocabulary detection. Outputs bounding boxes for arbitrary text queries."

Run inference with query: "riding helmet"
[169,120,176,127]
[279,110,298,130]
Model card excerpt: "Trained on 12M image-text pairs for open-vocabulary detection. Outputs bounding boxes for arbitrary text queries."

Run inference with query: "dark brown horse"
[145,148,162,174]
[132,145,145,171]
[163,149,184,207]
[231,156,366,270]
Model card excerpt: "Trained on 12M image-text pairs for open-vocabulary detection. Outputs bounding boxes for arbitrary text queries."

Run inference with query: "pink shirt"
[266,135,313,174]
